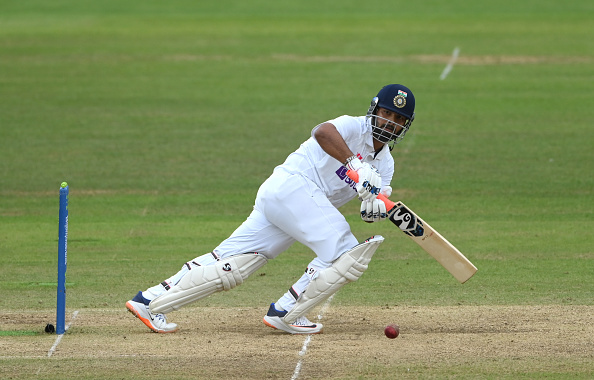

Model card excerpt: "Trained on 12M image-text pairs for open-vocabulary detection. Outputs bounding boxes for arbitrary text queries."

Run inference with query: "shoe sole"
[126,301,178,334]
[263,316,323,335]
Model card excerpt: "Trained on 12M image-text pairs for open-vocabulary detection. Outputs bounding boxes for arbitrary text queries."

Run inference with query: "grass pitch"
[1,1,593,379]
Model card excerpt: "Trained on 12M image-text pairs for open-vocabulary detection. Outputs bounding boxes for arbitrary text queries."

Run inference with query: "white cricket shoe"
[126,291,178,333]
[263,303,323,334]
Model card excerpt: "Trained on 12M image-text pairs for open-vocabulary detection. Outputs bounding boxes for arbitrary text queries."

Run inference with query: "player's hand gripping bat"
[347,170,477,283]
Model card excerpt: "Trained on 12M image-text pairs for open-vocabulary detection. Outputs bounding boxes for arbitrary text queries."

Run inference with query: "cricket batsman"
[126,84,416,334]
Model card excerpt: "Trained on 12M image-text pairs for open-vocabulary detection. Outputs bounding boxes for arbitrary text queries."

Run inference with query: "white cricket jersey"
[273,115,395,208]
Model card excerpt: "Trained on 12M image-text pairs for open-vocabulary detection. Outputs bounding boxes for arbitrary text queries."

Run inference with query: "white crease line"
[47,310,79,358]
[290,295,334,380]
[440,47,460,80]
[291,335,310,380]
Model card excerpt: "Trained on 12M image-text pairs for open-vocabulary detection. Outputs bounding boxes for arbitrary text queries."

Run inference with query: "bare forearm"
[313,123,354,164]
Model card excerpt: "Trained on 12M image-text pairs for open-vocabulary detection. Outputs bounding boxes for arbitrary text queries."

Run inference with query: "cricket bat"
[347,170,477,283]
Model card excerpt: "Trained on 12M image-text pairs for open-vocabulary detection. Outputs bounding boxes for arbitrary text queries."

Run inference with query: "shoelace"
[142,304,168,325]
[293,317,315,327]
[153,314,167,324]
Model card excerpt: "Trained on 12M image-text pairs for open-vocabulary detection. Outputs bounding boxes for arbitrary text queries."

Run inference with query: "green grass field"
[1,1,593,379]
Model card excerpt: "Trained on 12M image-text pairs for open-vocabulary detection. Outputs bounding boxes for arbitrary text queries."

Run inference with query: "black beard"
[372,126,392,143]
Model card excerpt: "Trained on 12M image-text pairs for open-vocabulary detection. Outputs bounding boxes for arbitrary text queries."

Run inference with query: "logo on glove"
[362,180,380,196]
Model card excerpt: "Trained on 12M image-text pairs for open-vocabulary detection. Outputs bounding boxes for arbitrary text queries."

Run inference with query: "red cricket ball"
[384,324,399,339]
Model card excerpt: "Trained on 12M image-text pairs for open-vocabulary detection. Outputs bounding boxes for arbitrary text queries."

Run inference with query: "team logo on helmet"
[394,95,406,108]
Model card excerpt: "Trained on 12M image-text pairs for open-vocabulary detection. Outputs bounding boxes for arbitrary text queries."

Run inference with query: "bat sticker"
[390,205,425,237]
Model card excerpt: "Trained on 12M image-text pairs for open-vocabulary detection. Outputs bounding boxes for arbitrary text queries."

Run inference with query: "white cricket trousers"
[146,169,359,312]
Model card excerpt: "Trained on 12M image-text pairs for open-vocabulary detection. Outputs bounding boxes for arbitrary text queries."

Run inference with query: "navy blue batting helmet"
[367,84,416,145]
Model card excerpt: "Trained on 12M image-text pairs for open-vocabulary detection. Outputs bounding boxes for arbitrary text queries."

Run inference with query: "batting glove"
[345,157,381,201]
[360,198,388,222]
[381,185,392,198]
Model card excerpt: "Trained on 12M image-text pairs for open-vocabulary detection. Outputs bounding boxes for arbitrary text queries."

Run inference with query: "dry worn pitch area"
[1,305,593,379]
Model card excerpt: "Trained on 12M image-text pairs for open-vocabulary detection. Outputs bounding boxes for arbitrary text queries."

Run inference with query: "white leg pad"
[283,235,384,323]
[150,253,267,314]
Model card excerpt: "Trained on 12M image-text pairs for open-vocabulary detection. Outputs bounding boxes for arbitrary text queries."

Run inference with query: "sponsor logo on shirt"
[336,166,357,191]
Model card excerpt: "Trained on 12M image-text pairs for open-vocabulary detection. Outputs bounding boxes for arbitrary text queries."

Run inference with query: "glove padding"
[356,164,381,201]
[360,198,388,222]
[346,157,381,201]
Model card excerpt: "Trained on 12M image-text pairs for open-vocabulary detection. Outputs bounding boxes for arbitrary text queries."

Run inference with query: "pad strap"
[282,235,384,322]
[150,253,267,314]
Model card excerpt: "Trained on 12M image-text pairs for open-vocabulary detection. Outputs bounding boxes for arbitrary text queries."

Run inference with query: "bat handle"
[346,169,396,209]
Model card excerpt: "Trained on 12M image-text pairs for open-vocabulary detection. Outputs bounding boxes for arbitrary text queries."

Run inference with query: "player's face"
[371,107,408,144]
[377,108,407,136]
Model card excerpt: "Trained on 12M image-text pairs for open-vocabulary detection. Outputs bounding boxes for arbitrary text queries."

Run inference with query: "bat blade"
[389,201,477,283]
[346,169,477,283]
